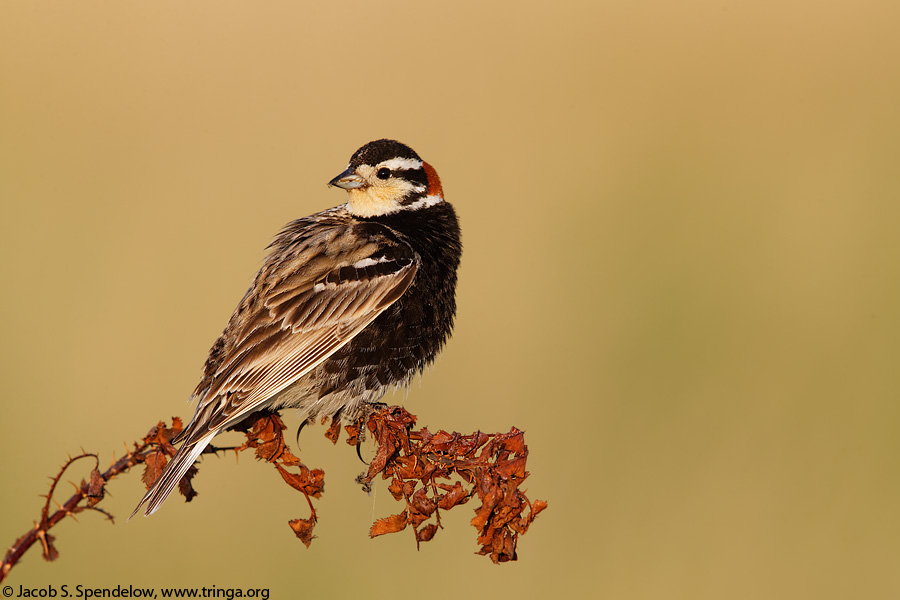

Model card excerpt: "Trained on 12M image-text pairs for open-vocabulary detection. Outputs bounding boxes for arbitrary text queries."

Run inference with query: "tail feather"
[129,432,215,519]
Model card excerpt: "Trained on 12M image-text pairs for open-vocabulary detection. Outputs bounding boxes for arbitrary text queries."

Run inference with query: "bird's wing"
[190,220,417,437]
[133,219,416,517]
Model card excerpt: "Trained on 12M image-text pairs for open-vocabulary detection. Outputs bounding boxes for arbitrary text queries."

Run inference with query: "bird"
[133,139,461,517]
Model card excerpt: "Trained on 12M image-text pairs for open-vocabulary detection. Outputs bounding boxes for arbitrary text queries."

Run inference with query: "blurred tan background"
[2,0,900,597]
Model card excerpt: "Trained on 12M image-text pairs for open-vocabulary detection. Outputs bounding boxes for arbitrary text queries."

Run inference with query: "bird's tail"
[129,430,215,519]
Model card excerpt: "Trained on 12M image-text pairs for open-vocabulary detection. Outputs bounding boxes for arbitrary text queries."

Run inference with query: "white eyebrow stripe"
[379,157,423,171]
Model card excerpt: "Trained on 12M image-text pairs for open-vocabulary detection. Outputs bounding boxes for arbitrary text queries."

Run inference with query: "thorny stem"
[0,433,240,583]
[1,443,149,583]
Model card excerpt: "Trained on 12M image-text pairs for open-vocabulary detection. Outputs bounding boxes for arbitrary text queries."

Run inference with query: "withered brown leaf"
[415,523,438,544]
[387,477,407,501]
[496,455,528,480]
[141,450,167,489]
[275,464,325,498]
[85,468,105,507]
[324,416,341,444]
[344,420,361,446]
[410,487,437,517]
[288,517,316,548]
[143,420,179,456]
[177,464,198,502]
[369,510,408,537]
[437,482,471,510]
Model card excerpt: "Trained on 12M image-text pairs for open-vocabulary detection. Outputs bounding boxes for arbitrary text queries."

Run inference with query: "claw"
[356,438,368,465]
[295,417,312,449]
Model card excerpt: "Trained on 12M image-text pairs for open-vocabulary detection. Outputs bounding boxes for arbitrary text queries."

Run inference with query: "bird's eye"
[376,168,391,180]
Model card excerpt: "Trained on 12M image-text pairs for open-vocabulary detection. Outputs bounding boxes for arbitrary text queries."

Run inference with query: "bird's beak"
[328,168,365,189]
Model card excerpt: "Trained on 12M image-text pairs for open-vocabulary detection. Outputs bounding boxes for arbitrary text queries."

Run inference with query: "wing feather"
[197,262,416,434]
[134,215,417,516]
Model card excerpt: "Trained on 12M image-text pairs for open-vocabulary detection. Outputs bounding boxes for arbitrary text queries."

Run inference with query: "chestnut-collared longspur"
[134,139,461,517]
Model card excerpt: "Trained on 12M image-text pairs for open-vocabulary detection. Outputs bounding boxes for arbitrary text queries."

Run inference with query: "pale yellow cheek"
[346,180,409,217]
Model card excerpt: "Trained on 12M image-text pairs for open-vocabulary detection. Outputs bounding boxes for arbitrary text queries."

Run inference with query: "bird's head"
[329,139,444,217]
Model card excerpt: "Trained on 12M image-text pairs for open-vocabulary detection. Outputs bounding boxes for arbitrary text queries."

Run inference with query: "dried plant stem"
[2,445,146,582]
[1,408,546,582]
